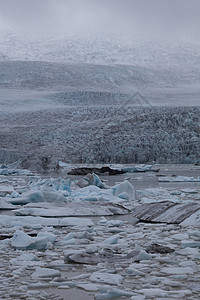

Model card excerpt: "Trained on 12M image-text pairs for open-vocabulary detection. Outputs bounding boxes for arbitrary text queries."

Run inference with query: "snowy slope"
[0,30,200,93]
[0,60,186,92]
[1,30,200,71]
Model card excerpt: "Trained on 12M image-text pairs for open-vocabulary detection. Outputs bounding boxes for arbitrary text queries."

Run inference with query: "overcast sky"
[0,0,199,41]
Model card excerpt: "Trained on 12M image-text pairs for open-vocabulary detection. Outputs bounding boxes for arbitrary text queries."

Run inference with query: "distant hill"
[0,60,198,93]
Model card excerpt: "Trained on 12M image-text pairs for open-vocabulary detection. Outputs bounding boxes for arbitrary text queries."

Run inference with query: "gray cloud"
[0,0,199,41]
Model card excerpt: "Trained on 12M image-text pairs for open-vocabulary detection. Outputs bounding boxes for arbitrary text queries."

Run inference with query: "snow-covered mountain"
[1,30,200,70]
[1,30,200,93]
[0,30,199,165]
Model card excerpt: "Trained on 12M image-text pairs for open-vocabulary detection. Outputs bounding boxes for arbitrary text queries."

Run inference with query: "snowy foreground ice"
[0,164,200,299]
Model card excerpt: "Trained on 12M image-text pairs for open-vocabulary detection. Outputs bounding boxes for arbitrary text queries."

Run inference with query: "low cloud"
[0,0,199,41]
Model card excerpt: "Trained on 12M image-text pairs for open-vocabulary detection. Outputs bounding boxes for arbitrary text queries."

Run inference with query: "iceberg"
[70,180,136,203]
[77,173,108,189]
[11,230,49,250]
[30,177,71,192]
[9,190,44,205]
[112,180,136,201]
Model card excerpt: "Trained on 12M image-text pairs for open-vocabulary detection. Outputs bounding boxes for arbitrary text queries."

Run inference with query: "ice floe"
[0,215,94,228]
[89,272,123,285]
[158,176,200,182]
[31,267,61,279]
[95,285,134,299]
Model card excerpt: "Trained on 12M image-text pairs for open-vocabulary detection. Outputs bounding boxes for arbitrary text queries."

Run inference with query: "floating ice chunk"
[24,191,44,203]
[188,230,200,238]
[122,165,154,173]
[14,207,73,217]
[98,217,108,226]
[37,232,57,244]
[53,178,71,192]
[126,267,145,276]
[78,230,94,240]
[58,161,70,167]
[112,180,136,200]
[77,173,108,189]
[11,230,48,250]
[60,217,94,227]
[17,253,40,261]
[96,218,123,228]
[9,190,44,205]
[159,176,200,182]
[58,281,77,288]
[95,285,134,299]
[180,260,196,267]
[77,283,99,292]
[10,253,42,266]
[161,267,194,275]
[10,190,20,198]
[0,215,93,228]
[31,267,61,279]
[59,238,76,245]
[0,198,17,210]
[30,177,71,192]
[117,192,130,200]
[14,203,119,217]
[63,232,75,241]
[171,233,189,240]
[70,186,114,202]
[15,201,128,217]
[180,209,200,226]
[181,240,200,248]
[90,272,123,285]
[70,273,91,280]
[58,285,70,289]
[42,190,67,202]
[76,178,91,188]
[0,167,32,176]
[71,184,133,203]
[0,185,14,197]
[64,249,83,262]
[108,227,124,234]
[65,251,100,265]
[0,168,9,175]
[107,220,124,227]
[177,247,200,259]
[136,288,170,297]
[131,295,145,300]
[103,235,119,245]
[0,215,57,228]
[181,188,198,194]
[170,190,182,195]
[131,249,152,261]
